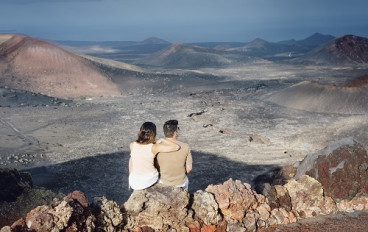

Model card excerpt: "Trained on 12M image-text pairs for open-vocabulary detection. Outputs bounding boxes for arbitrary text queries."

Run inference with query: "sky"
[0,0,367,43]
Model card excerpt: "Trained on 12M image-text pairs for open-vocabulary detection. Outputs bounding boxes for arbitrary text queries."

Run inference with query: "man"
[156,120,192,190]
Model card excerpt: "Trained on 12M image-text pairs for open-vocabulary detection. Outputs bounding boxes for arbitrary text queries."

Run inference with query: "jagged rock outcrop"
[25,191,94,232]
[191,190,222,225]
[205,179,259,222]
[93,196,124,232]
[123,184,190,231]
[294,137,368,201]
[284,175,324,218]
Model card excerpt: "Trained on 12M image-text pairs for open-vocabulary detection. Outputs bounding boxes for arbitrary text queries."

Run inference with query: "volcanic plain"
[1,34,368,204]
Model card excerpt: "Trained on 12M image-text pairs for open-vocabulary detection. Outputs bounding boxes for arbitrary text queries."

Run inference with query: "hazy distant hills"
[268,76,368,114]
[227,33,336,59]
[136,43,257,68]
[295,35,368,65]
[54,32,368,67]
[227,38,291,57]
[0,34,121,98]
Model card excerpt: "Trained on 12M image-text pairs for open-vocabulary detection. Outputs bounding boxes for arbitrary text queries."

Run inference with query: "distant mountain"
[136,43,256,68]
[228,38,291,57]
[134,37,171,45]
[296,33,335,49]
[279,33,335,50]
[0,34,120,98]
[296,35,368,65]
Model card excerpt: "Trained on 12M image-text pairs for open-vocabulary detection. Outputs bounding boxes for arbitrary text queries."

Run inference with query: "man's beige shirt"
[156,140,192,185]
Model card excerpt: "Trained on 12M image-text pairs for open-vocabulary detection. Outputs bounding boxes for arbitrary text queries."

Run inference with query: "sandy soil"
[1,62,368,204]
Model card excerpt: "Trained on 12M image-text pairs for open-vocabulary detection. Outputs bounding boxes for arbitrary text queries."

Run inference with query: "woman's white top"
[129,142,158,190]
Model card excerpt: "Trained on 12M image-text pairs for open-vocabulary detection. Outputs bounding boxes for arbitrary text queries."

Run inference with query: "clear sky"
[0,0,367,43]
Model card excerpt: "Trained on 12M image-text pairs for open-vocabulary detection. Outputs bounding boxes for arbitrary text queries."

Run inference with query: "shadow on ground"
[24,151,279,204]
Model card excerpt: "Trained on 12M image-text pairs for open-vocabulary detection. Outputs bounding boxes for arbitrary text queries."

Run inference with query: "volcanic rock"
[123,184,190,231]
[25,191,94,232]
[205,179,258,222]
[294,137,368,201]
[284,175,324,218]
[191,190,222,225]
[262,184,292,211]
[93,196,124,232]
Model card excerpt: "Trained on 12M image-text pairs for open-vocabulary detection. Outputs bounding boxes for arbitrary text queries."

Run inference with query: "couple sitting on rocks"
[128,120,192,191]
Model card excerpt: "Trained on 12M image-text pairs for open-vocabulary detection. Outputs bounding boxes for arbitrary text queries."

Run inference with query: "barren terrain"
[1,59,368,204]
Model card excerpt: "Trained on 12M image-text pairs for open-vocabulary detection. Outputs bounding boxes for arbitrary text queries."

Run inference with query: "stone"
[263,184,291,211]
[269,208,290,225]
[0,226,11,232]
[185,221,200,232]
[25,191,94,232]
[242,210,258,232]
[337,196,368,212]
[224,217,246,232]
[284,175,324,218]
[93,196,124,232]
[294,137,368,201]
[201,224,216,232]
[64,190,89,208]
[205,179,257,222]
[191,190,221,225]
[0,168,32,202]
[318,196,338,215]
[10,218,26,232]
[26,205,65,231]
[256,204,270,221]
[123,184,190,231]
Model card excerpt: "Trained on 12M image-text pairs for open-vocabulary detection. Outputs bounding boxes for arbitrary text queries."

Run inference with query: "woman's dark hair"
[136,122,156,144]
[163,120,178,138]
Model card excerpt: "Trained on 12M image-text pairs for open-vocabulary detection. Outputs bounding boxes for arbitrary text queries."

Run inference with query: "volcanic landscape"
[1,33,368,204]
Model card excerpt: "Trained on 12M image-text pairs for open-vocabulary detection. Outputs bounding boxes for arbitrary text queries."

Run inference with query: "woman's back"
[130,142,156,175]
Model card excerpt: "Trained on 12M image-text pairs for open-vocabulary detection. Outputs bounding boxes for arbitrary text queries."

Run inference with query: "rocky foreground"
[1,137,368,232]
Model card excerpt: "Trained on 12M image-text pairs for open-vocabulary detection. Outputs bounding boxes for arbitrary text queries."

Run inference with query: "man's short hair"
[163,120,178,138]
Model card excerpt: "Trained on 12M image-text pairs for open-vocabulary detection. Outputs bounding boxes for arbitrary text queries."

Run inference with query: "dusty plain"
[1,61,368,204]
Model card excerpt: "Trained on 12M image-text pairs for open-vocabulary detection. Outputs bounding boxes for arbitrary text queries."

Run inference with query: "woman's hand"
[156,138,164,144]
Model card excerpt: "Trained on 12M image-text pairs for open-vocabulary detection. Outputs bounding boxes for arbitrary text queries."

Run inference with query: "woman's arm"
[152,139,180,155]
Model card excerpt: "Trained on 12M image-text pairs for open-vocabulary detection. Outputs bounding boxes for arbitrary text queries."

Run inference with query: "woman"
[128,121,180,190]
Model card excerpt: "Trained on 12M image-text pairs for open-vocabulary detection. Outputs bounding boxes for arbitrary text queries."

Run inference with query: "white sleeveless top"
[129,142,158,190]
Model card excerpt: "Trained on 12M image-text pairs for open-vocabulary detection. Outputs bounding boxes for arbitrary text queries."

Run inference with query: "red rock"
[215,221,227,232]
[205,179,257,221]
[295,138,368,201]
[63,190,89,208]
[201,224,216,232]
[186,221,201,232]
[10,218,27,232]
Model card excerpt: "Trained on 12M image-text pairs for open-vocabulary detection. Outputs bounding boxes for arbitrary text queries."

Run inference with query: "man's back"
[156,140,192,186]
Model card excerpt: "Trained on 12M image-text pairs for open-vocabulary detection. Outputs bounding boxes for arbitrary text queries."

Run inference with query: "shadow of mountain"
[24,151,279,204]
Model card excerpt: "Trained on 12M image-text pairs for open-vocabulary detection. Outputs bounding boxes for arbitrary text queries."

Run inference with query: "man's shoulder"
[176,140,190,149]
